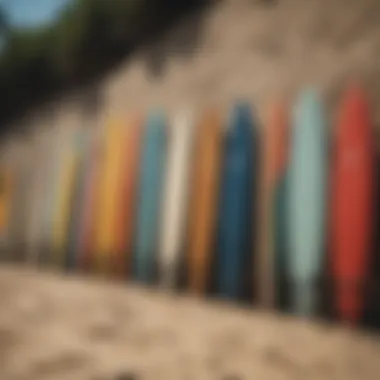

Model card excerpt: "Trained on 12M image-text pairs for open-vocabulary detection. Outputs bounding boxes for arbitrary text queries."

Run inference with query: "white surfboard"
[158,110,195,289]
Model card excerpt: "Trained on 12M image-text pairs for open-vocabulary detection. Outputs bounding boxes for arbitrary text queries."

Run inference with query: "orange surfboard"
[112,116,143,278]
[0,166,13,253]
[7,145,31,262]
[256,100,289,308]
[95,119,124,275]
[187,110,223,294]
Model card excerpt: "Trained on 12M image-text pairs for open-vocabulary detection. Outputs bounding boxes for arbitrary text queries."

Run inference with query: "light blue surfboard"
[288,88,327,316]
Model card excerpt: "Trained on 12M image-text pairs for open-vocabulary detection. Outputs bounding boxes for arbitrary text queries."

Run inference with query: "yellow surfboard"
[95,119,125,275]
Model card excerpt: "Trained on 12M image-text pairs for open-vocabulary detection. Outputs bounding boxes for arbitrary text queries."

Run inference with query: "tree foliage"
[0,0,207,129]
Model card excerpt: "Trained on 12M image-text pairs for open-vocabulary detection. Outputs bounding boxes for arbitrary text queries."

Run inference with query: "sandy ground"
[0,265,380,380]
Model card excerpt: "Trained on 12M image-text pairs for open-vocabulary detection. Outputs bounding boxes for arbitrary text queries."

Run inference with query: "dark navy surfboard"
[217,102,256,300]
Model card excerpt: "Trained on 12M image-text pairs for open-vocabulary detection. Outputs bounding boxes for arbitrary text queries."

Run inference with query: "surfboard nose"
[298,86,319,101]
[230,101,254,136]
[146,110,166,137]
[338,84,371,142]
[337,283,362,325]
[294,88,322,120]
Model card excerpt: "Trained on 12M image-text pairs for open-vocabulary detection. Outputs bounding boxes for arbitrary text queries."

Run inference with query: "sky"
[0,0,71,28]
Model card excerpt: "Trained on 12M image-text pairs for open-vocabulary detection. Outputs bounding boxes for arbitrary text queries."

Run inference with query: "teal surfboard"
[134,111,167,283]
[288,89,327,316]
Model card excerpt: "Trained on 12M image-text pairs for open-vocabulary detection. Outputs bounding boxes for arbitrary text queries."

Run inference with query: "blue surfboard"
[134,111,167,283]
[217,102,256,299]
[288,89,327,316]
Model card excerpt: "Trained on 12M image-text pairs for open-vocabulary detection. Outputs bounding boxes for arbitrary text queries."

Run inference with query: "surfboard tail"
[336,282,362,324]
[160,261,177,290]
[161,275,176,290]
[188,264,208,294]
[135,233,157,283]
[136,263,152,284]
[134,250,145,282]
[292,281,316,317]
[219,269,240,299]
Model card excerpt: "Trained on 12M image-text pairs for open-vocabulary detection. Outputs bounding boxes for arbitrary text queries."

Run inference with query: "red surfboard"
[330,85,375,324]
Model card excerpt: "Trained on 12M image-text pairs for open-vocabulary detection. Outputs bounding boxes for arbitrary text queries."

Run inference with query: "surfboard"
[39,130,67,265]
[217,102,255,300]
[288,89,327,316]
[273,129,291,310]
[65,130,88,271]
[112,116,142,278]
[159,110,195,289]
[77,132,103,272]
[330,85,374,325]
[27,131,53,265]
[52,130,80,269]
[256,100,289,308]
[95,119,124,276]
[6,143,31,263]
[134,110,167,284]
[363,150,380,329]
[0,165,13,255]
[187,109,223,294]
[39,130,63,267]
